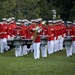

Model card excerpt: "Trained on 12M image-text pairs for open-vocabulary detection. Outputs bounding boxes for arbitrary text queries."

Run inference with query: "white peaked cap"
[53,20,56,24]
[48,20,52,23]
[23,19,28,22]
[21,20,25,23]
[30,19,35,22]
[62,21,65,23]
[7,18,11,22]
[73,23,75,25]
[17,19,22,22]
[16,22,20,25]
[2,18,7,21]
[35,19,39,23]
[37,18,42,21]
[11,17,15,20]
[29,22,32,24]
[59,19,62,22]
[67,21,72,24]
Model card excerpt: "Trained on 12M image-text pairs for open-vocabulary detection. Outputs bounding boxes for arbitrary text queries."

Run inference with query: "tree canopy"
[0,0,75,21]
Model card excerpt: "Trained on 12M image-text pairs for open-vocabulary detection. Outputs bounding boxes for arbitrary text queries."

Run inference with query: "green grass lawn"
[0,49,75,75]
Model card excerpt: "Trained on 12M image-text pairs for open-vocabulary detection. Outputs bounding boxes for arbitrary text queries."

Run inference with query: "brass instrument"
[7,21,46,49]
[32,21,46,42]
[32,27,40,42]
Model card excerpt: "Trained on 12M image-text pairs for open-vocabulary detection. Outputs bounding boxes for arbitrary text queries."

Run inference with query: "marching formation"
[0,17,75,59]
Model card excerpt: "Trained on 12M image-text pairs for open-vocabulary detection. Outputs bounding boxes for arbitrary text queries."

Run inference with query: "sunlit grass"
[0,49,75,75]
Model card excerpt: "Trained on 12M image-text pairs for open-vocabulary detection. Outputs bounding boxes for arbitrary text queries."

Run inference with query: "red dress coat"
[47,25,55,41]
[1,23,8,38]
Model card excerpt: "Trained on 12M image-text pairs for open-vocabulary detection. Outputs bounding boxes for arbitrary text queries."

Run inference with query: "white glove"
[8,35,11,40]
[60,35,62,38]
[64,33,66,37]
[58,36,61,40]
[33,28,36,31]
[11,36,15,40]
[38,30,41,33]
[54,37,56,41]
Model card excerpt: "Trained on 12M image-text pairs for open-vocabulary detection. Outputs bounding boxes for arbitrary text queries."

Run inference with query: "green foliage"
[38,0,53,20]
[0,0,75,21]
[70,1,75,21]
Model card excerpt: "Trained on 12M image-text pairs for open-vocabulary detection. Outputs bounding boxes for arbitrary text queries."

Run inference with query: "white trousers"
[26,44,33,53]
[33,42,40,59]
[47,40,54,54]
[22,45,27,55]
[58,37,64,51]
[54,40,58,52]
[30,44,34,52]
[72,41,75,54]
[59,37,64,50]
[0,39,1,52]
[15,45,22,57]
[57,39,60,51]
[41,45,47,57]
[0,39,5,53]
[0,38,9,53]
[65,45,72,57]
